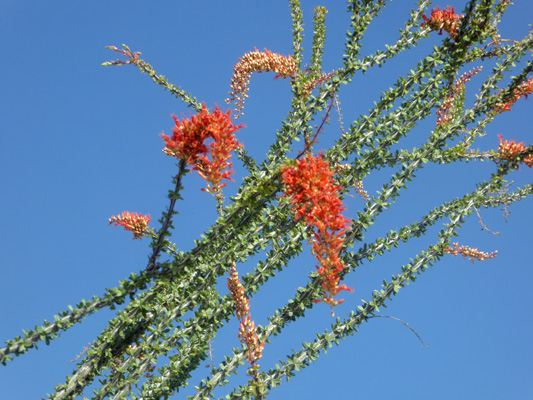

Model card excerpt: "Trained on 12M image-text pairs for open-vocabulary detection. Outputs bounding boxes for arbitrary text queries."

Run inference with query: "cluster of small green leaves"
[2,1,532,399]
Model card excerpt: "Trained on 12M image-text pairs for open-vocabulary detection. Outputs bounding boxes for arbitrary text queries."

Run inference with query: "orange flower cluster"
[497,134,533,168]
[160,105,244,194]
[421,6,463,37]
[281,155,353,307]
[227,262,264,366]
[225,48,297,116]
[436,67,482,126]
[444,242,497,263]
[109,211,151,240]
[494,77,533,113]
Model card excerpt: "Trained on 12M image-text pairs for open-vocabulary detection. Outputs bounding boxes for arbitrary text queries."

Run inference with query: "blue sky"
[1,1,532,399]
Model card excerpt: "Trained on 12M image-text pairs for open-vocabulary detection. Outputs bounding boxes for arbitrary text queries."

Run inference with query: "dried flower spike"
[109,212,151,239]
[225,48,297,116]
[354,180,370,201]
[436,67,482,126]
[300,71,335,98]
[227,262,264,366]
[444,242,497,263]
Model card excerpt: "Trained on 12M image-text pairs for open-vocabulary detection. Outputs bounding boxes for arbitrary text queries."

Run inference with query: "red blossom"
[281,156,348,232]
[281,155,352,308]
[497,134,533,168]
[421,6,463,37]
[160,104,244,194]
[494,77,533,113]
[109,211,151,239]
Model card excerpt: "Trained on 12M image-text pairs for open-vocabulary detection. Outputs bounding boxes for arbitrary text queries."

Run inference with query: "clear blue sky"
[1,1,532,399]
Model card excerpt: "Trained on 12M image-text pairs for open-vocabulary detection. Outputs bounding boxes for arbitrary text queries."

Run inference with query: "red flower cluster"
[494,77,533,113]
[281,155,353,307]
[227,262,264,367]
[421,6,463,37]
[497,134,533,168]
[109,211,151,239]
[160,105,244,194]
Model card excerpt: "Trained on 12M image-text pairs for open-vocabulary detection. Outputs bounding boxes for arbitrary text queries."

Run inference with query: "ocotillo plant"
[2,1,532,399]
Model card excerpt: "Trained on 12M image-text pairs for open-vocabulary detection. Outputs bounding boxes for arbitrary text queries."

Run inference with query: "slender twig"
[473,205,500,235]
[297,95,336,158]
[367,316,429,348]
[147,159,188,274]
